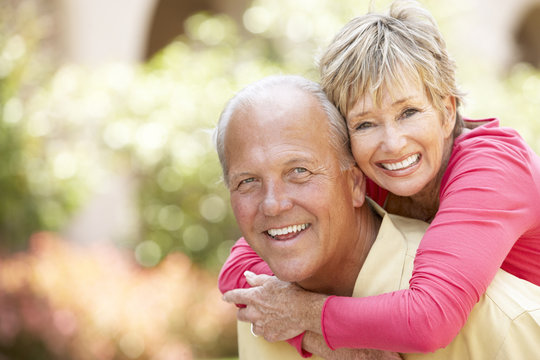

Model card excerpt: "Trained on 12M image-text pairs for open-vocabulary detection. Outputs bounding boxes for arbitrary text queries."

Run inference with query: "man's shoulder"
[384,212,429,252]
[485,269,540,320]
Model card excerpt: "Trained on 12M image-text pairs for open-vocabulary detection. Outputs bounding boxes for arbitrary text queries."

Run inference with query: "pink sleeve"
[218,237,273,293]
[217,238,312,357]
[322,133,540,352]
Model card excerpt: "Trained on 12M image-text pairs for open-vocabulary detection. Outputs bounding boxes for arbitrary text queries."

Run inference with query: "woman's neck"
[385,138,454,223]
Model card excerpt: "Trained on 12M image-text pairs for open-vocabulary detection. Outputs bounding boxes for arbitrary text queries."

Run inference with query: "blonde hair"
[319,0,464,136]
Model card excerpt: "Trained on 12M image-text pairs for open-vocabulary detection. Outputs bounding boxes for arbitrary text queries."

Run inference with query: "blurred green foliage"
[0,0,82,250]
[0,0,539,273]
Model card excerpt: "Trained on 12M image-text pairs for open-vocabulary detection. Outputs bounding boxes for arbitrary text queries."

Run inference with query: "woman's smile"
[377,153,421,172]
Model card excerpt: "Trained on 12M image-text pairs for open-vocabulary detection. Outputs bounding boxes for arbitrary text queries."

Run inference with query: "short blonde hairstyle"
[319,0,464,137]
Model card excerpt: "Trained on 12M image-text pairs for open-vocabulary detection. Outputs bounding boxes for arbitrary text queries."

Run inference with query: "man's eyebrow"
[348,96,414,119]
[283,157,315,166]
[228,171,253,182]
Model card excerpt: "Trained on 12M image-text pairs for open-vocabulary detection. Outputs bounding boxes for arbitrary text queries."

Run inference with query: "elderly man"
[215,75,540,359]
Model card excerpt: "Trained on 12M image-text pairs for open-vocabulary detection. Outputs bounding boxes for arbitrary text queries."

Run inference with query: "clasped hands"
[222,271,327,342]
[223,272,403,360]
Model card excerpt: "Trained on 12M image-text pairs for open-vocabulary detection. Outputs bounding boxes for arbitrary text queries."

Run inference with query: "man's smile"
[266,223,311,240]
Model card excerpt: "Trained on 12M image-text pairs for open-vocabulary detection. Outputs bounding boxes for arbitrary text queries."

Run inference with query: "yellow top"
[237,201,540,359]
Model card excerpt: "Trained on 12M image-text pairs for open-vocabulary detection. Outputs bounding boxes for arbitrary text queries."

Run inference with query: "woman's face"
[346,80,455,197]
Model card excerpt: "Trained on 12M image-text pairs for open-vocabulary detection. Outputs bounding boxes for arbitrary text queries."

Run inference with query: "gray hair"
[319,0,465,137]
[214,75,355,186]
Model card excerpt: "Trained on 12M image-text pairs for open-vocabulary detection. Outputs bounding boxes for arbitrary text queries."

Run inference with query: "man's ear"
[442,95,457,138]
[350,165,366,208]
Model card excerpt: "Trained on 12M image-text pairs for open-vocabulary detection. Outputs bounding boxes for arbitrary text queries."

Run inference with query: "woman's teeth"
[267,223,309,237]
[380,154,420,171]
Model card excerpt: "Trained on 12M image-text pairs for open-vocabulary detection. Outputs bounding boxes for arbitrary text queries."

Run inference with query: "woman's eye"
[401,108,419,119]
[355,122,374,131]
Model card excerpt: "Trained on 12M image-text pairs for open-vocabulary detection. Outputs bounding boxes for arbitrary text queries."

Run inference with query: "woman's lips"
[376,153,422,176]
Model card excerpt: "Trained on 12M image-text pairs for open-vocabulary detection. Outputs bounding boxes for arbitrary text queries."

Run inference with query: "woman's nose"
[260,181,293,216]
[381,124,406,153]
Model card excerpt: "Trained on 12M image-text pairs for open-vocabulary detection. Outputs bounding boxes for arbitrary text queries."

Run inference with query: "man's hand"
[222,271,327,342]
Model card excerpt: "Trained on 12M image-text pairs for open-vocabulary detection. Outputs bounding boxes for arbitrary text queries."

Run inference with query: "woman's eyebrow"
[349,96,415,119]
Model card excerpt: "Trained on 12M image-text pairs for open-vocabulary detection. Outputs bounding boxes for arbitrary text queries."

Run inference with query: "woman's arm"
[224,130,540,353]
[322,133,540,352]
[218,237,272,293]
[220,127,540,353]
[224,274,402,359]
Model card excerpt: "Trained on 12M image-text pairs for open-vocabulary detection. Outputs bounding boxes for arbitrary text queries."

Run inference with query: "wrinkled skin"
[223,272,402,360]
[223,272,326,342]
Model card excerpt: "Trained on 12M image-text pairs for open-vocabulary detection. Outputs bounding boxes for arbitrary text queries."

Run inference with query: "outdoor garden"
[0,0,539,358]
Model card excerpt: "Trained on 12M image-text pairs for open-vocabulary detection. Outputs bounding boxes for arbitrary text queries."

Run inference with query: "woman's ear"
[350,165,366,208]
[442,95,457,138]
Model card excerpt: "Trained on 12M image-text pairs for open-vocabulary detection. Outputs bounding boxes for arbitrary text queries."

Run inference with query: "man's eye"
[238,177,255,187]
[293,167,308,174]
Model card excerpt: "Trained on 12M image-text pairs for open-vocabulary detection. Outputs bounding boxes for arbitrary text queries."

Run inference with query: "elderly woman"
[219,0,540,355]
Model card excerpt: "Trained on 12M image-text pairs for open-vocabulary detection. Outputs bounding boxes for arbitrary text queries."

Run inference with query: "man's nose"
[381,123,406,153]
[260,181,293,216]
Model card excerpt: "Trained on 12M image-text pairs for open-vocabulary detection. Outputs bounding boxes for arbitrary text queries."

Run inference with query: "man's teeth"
[267,223,308,237]
[381,154,420,171]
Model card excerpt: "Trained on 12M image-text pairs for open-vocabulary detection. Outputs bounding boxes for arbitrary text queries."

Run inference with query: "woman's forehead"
[347,64,424,109]
[350,71,425,110]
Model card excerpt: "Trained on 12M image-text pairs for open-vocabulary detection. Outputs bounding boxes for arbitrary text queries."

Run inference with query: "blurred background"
[0,0,539,359]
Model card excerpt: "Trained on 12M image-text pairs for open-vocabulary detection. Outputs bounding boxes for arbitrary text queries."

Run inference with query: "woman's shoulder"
[454,117,533,159]
[444,117,540,187]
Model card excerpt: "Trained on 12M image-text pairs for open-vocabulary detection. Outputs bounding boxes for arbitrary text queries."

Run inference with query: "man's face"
[225,86,363,285]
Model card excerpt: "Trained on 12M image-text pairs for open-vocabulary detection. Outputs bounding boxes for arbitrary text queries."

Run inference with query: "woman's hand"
[222,271,328,342]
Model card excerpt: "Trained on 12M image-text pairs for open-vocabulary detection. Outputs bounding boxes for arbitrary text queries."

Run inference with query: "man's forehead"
[225,91,337,170]
[232,86,325,129]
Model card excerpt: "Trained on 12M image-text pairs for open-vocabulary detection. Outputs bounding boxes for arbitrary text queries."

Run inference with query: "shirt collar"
[352,199,428,297]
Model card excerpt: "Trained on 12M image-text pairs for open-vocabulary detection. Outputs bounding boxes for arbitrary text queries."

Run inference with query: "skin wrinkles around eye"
[292,167,309,174]
[229,174,258,192]
[287,167,313,183]
[347,116,377,132]
[354,121,375,131]
[351,106,424,131]
[398,107,421,120]
[239,177,256,186]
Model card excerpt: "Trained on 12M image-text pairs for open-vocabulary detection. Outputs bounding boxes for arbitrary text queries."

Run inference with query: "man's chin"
[271,266,311,284]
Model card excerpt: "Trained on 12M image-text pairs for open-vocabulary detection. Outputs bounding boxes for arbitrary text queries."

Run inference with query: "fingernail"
[244,270,255,277]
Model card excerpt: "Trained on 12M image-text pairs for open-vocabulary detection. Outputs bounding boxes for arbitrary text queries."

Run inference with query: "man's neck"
[297,204,381,296]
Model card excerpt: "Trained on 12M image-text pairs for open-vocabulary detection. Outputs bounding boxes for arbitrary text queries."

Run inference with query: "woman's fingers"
[244,271,273,286]
[222,287,254,306]
[237,306,260,323]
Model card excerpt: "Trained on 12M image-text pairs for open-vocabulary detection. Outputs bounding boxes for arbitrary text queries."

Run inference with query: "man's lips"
[265,223,310,240]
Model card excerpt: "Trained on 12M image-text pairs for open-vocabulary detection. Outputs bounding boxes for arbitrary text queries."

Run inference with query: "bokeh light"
[1,0,539,358]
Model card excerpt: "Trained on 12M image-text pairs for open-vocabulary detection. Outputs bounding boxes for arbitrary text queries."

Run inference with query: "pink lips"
[376,153,422,176]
